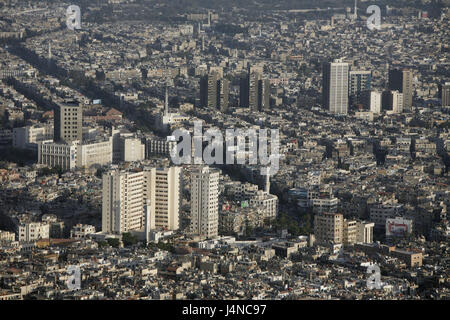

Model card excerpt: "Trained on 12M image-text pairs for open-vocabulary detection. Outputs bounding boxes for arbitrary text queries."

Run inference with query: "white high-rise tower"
[102,170,145,234]
[143,167,182,231]
[190,166,219,238]
[323,59,349,115]
[164,85,169,116]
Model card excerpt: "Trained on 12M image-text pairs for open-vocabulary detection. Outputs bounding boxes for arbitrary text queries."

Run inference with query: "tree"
[95,167,106,179]
[107,238,120,248]
[97,241,108,248]
[122,232,138,247]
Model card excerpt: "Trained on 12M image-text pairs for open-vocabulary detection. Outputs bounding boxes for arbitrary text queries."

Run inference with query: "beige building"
[54,102,83,143]
[249,190,278,220]
[343,219,357,244]
[38,141,78,171]
[77,138,113,168]
[18,222,49,242]
[0,230,15,241]
[102,170,145,234]
[314,212,343,244]
[315,213,374,245]
[356,221,375,244]
[120,136,145,163]
[70,224,96,239]
[143,167,182,231]
[13,124,53,150]
[190,166,219,238]
[39,138,113,170]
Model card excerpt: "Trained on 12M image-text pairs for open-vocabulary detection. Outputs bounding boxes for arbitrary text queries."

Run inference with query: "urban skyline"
[0,0,449,303]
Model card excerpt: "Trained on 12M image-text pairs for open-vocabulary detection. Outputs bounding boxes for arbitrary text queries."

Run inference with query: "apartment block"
[102,170,145,234]
[190,166,220,238]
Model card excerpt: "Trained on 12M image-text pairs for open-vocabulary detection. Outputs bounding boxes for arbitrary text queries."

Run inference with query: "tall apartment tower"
[54,102,82,143]
[143,167,182,231]
[102,170,145,234]
[388,68,413,111]
[441,82,450,107]
[349,70,372,106]
[382,90,404,113]
[314,212,344,244]
[240,66,270,111]
[323,59,349,115]
[200,72,229,111]
[369,91,382,114]
[190,166,219,238]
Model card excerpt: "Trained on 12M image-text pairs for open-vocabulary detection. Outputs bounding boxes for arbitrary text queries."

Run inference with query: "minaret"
[48,42,52,60]
[164,85,169,116]
[202,34,205,51]
[144,200,152,244]
[264,167,270,194]
[354,0,358,20]
[47,42,52,69]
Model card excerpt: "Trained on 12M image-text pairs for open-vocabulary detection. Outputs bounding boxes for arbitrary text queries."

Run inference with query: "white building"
[0,230,15,241]
[38,141,78,171]
[386,217,413,237]
[370,91,382,114]
[356,221,375,243]
[38,138,113,170]
[370,202,404,228]
[70,224,96,239]
[102,170,145,234]
[323,59,349,115]
[392,90,404,113]
[145,138,177,157]
[18,222,49,242]
[190,166,219,238]
[143,166,182,231]
[249,190,278,220]
[77,138,113,168]
[121,136,145,162]
[112,129,145,163]
[13,124,53,150]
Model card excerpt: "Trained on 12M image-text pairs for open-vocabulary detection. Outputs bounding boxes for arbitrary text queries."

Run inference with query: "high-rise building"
[369,91,382,114]
[388,68,413,111]
[240,66,270,111]
[349,70,372,106]
[314,213,374,245]
[382,90,404,113]
[239,72,250,108]
[314,212,343,244]
[190,166,219,238]
[102,170,145,234]
[200,72,229,111]
[143,167,182,231]
[441,82,450,107]
[54,102,82,143]
[391,91,404,113]
[218,78,230,112]
[323,59,349,115]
